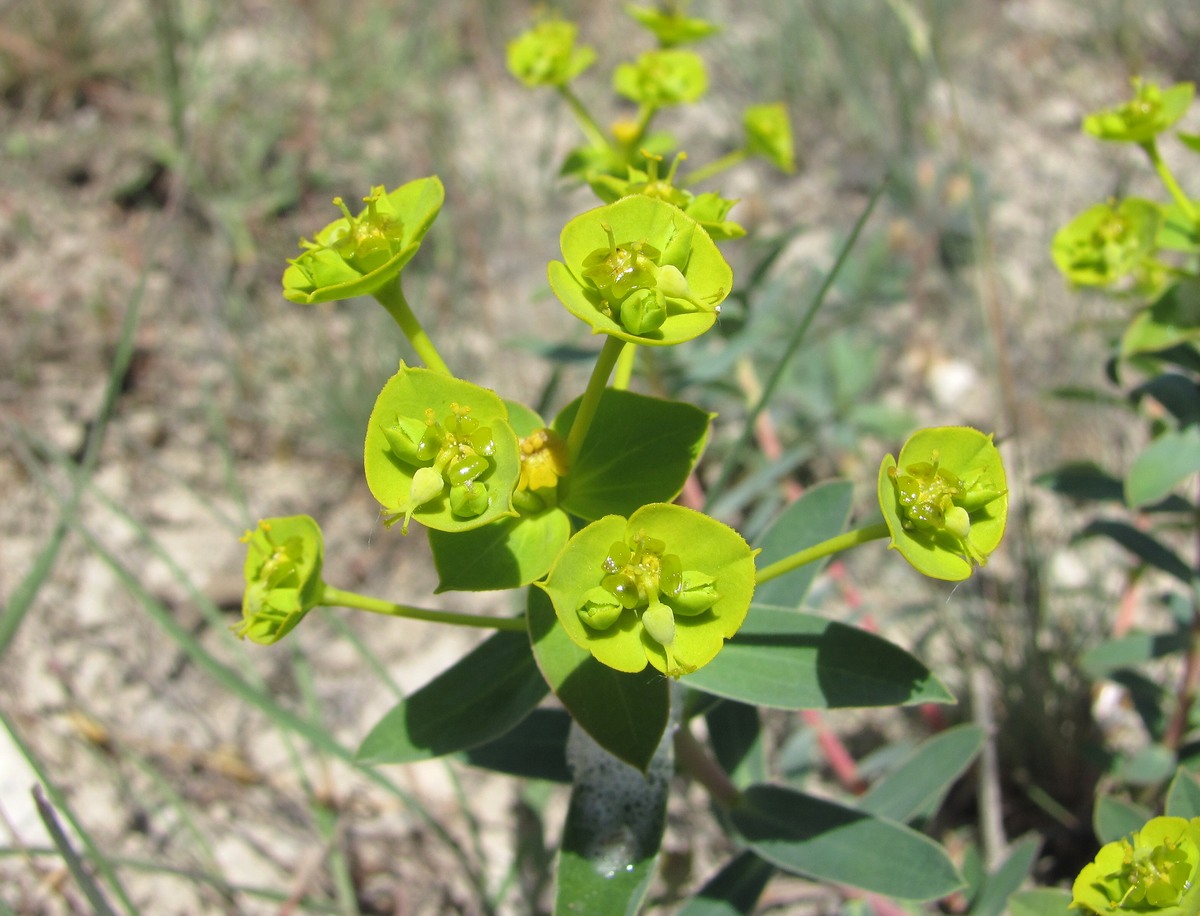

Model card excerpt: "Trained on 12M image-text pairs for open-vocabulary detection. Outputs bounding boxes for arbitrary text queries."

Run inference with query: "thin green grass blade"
[704,179,888,508]
[31,786,120,916]
[1,710,136,914]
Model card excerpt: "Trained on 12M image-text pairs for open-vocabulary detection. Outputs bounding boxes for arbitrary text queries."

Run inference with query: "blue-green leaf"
[461,708,571,782]
[356,629,546,764]
[1007,888,1073,916]
[1166,768,1200,820]
[968,834,1041,916]
[677,851,775,916]
[731,784,963,901]
[684,606,953,710]
[1093,795,1154,845]
[1126,425,1200,507]
[857,724,983,823]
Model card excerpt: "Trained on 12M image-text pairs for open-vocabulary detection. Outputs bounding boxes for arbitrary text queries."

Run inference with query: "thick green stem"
[683,148,749,188]
[1142,139,1199,224]
[320,584,525,632]
[373,278,452,376]
[755,522,891,586]
[566,336,626,464]
[556,85,610,152]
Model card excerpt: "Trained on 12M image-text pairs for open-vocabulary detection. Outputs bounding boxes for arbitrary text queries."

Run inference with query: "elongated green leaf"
[527,588,668,771]
[356,629,547,764]
[968,834,1040,916]
[1093,795,1153,845]
[461,708,571,782]
[1121,280,1200,357]
[1126,425,1200,507]
[1035,462,1124,503]
[683,606,953,710]
[1131,374,1200,426]
[1076,520,1192,583]
[1167,769,1200,819]
[753,481,854,609]
[553,389,711,520]
[858,724,983,822]
[731,784,963,901]
[1008,888,1073,916]
[430,508,570,592]
[677,851,775,916]
[1080,630,1188,678]
[556,721,670,915]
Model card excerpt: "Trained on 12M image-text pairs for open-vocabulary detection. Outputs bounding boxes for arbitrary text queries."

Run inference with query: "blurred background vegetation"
[2,0,1199,912]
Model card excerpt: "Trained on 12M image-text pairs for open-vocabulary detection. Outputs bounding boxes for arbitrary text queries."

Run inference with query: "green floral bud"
[1072,816,1200,913]
[282,177,444,305]
[449,480,489,518]
[1083,79,1195,144]
[619,288,667,334]
[235,516,324,645]
[878,427,1008,581]
[614,49,708,108]
[507,19,597,88]
[550,195,732,345]
[577,586,625,631]
[625,4,721,47]
[539,504,757,678]
[743,102,795,173]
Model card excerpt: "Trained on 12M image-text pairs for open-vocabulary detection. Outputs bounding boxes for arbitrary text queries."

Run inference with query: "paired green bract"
[1084,79,1195,144]
[235,515,324,645]
[549,195,732,345]
[365,365,520,534]
[538,504,757,678]
[505,19,596,88]
[613,49,708,108]
[1052,198,1164,290]
[282,177,445,305]
[878,427,1008,581]
[1073,816,1200,914]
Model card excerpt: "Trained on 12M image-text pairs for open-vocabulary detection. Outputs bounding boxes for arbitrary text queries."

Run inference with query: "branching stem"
[320,585,525,632]
[755,522,891,585]
[566,336,626,465]
[373,278,452,376]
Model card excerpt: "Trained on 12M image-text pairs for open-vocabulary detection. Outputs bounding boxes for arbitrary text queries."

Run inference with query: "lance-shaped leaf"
[365,365,520,534]
[549,195,732,346]
[282,177,444,304]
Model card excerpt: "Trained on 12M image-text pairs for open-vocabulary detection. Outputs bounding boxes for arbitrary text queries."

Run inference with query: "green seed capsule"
[416,426,443,462]
[943,505,971,540]
[381,415,430,466]
[603,573,641,609]
[455,414,480,437]
[957,486,1005,512]
[642,600,676,647]
[577,587,625,631]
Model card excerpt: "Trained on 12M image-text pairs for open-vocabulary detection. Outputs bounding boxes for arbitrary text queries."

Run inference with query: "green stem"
[683,148,749,188]
[755,522,890,585]
[629,104,657,150]
[1141,139,1199,224]
[556,85,610,152]
[613,343,637,391]
[320,584,525,632]
[373,278,452,376]
[566,335,626,464]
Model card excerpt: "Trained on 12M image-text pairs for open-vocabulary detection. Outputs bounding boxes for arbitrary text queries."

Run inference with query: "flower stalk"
[321,585,526,632]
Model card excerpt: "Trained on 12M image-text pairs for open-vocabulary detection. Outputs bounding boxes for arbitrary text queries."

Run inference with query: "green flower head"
[743,102,795,173]
[236,515,324,644]
[613,49,708,108]
[548,195,733,345]
[538,504,757,678]
[1072,816,1200,914]
[365,365,521,534]
[1052,198,1164,289]
[506,18,596,88]
[1084,79,1196,144]
[624,3,721,47]
[878,427,1008,581]
[282,176,444,305]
